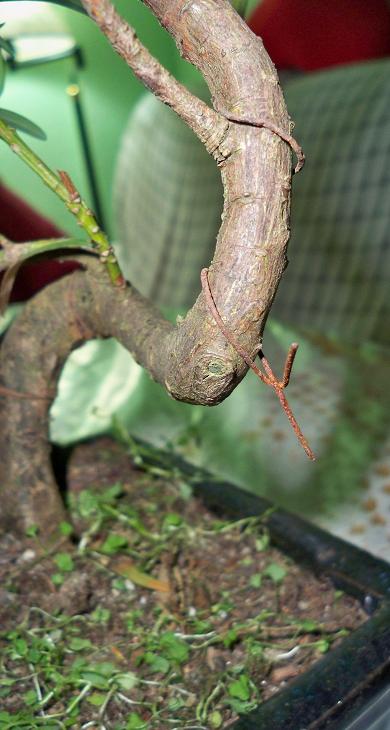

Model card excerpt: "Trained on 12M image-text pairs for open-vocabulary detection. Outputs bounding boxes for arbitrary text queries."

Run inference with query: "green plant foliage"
[143,652,170,675]
[126,714,147,730]
[209,710,224,728]
[25,523,39,538]
[159,631,189,664]
[263,562,287,584]
[100,533,128,554]
[227,673,251,701]
[0,474,349,727]
[315,639,330,654]
[249,573,262,588]
[51,572,65,586]
[0,109,46,139]
[68,637,93,652]
[222,628,238,649]
[116,672,138,691]
[90,606,111,623]
[59,521,74,536]
[53,552,74,572]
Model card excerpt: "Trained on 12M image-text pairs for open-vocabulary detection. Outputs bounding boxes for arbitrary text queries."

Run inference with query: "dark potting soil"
[0,438,366,729]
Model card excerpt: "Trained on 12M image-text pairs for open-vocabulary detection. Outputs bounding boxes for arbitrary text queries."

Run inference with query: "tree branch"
[0,0,308,539]
[0,235,97,313]
[201,267,315,460]
[0,119,124,287]
[0,258,172,539]
[81,0,228,156]
[80,0,298,404]
[0,236,96,273]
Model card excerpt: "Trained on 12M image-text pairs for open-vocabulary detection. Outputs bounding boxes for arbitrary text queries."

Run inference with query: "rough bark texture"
[82,0,293,399]
[0,260,169,538]
[0,0,297,539]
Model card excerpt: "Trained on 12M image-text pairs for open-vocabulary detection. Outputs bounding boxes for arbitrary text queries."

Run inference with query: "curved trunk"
[82,0,294,403]
[0,0,299,539]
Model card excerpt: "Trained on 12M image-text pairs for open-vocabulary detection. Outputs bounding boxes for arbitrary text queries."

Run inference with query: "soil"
[0,437,367,729]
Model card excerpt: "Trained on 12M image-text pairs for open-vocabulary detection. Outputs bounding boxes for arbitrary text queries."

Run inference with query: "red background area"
[248,0,390,71]
[0,184,79,301]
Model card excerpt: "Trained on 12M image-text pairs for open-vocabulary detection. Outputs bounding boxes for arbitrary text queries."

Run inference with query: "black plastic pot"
[129,441,390,730]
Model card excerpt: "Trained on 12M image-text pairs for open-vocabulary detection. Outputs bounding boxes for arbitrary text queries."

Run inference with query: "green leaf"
[315,639,330,654]
[68,637,93,651]
[25,523,39,538]
[168,696,185,711]
[0,678,15,687]
[90,661,117,676]
[126,713,148,730]
[160,631,189,664]
[162,512,183,529]
[27,647,42,664]
[112,577,127,591]
[101,482,123,502]
[77,489,99,517]
[255,533,270,551]
[23,688,38,706]
[209,710,223,728]
[54,552,74,572]
[86,692,106,706]
[189,618,213,633]
[90,606,111,623]
[247,640,264,658]
[249,573,262,589]
[263,563,287,584]
[51,573,64,586]
[69,657,88,675]
[295,619,319,633]
[226,697,257,715]
[14,638,28,657]
[143,652,170,675]
[0,108,46,139]
[59,521,74,536]
[222,628,238,649]
[80,671,109,689]
[116,672,138,691]
[101,533,128,554]
[228,674,251,701]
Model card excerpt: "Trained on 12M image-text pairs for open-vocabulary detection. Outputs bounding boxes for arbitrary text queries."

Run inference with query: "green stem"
[0,237,97,272]
[0,118,125,287]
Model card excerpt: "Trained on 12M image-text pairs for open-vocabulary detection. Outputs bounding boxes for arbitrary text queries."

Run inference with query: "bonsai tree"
[0,0,312,544]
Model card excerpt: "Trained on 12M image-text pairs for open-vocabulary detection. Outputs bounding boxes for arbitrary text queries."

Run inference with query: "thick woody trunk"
[0,0,298,540]
[80,0,295,402]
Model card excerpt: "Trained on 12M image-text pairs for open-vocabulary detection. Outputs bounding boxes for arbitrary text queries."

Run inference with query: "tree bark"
[80,0,295,400]
[0,0,299,539]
